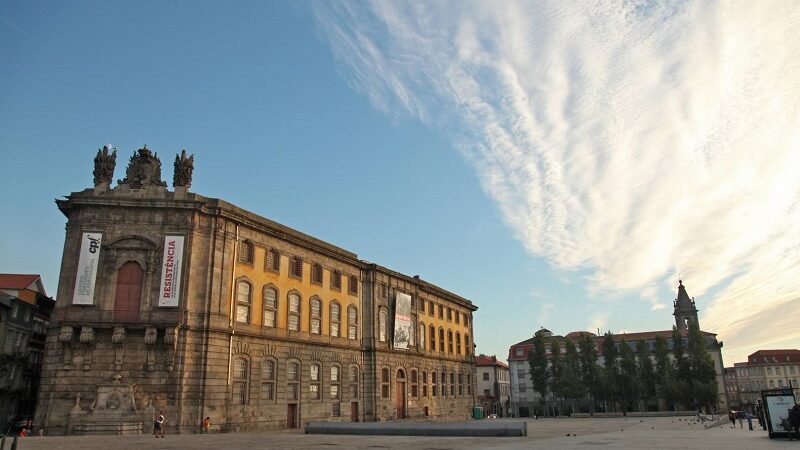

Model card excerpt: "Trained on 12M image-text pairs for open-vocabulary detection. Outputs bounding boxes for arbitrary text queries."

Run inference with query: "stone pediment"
[106,235,158,251]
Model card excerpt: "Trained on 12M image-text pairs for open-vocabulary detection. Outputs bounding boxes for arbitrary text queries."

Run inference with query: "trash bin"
[473,406,484,419]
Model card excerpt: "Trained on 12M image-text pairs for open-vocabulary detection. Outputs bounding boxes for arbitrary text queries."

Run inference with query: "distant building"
[0,274,55,431]
[475,354,510,417]
[508,281,727,417]
[726,349,800,411]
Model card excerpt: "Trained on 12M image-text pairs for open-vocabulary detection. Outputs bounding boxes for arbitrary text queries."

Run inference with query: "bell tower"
[673,280,699,332]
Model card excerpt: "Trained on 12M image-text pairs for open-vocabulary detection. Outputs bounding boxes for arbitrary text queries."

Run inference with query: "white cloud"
[312,1,800,364]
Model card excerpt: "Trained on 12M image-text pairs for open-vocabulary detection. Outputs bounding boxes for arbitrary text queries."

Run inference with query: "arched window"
[449,372,455,396]
[467,374,472,395]
[262,359,276,401]
[381,367,390,398]
[464,333,470,355]
[310,297,322,334]
[263,286,277,328]
[349,365,359,399]
[236,280,251,324]
[288,292,301,331]
[458,373,463,396]
[456,332,462,355]
[379,309,388,342]
[287,361,300,401]
[239,240,254,264]
[429,325,435,351]
[410,369,418,397]
[431,370,437,397]
[447,330,454,353]
[438,328,445,354]
[232,357,249,404]
[440,371,447,398]
[330,301,341,337]
[310,363,321,400]
[330,365,341,400]
[419,322,426,350]
[348,306,358,340]
[422,371,428,397]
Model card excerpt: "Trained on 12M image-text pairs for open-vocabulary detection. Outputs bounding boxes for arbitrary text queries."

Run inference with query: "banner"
[158,235,185,307]
[73,232,102,305]
[393,292,412,350]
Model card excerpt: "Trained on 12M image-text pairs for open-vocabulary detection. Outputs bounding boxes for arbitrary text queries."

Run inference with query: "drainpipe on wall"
[227,224,239,386]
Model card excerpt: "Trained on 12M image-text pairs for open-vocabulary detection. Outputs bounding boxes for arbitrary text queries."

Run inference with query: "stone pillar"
[79,326,95,371]
[144,327,157,371]
[360,265,377,422]
[164,327,178,372]
[112,327,126,371]
[58,326,74,369]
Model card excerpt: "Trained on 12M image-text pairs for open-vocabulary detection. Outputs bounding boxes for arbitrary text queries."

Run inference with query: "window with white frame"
[288,292,301,331]
[348,306,358,340]
[288,362,300,401]
[310,297,322,334]
[263,287,277,328]
[232,358,249,405]
[310,363,321,400]
[330,302,341,337]
[262,359,276,401]
[236,280,251,324]
[379,310,388,342]
[330,365,340,400]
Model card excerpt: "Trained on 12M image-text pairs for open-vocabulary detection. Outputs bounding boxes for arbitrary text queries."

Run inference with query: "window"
[450,372,455,396]
[348,306,358,340]
[483,372,490,381]
[330,302,341,337]
[288,292,301,331]
[455,311,460,324]
[429,325,436,351]
[464,334,470,355]
[310,297,322,334]
[239,240,254,264]
[263,287,277,328]
[447,308,452,321]
[432,371,437,397]
[441,371,447,397]
[447,330,454,353]
[331,365,340,400]
[310,363,321,400]
[428,301,434,315]
[411,369,418,397]
[438,305,444,319]
[236,280,251,324]
[379,310,388,342]
[381,367,390,398]
[288,362,300,401]
[422,371,428,397]
[484,389,491,396]
[419,299,425,312]
[232,358,249,404]
[456,332,462,355]
[409,319,415,346]
[311,263,323,284]
[467,374,472,395]
[348,275,358,295]
[11,303,18,318]
[464,314,469,327]
[331,270,342,290]
[265,248,280,272]
[438,328,445,354]
[290,256,303,278]
[349,366,359,399]
[262,360,276,401]
[419,323,426,350]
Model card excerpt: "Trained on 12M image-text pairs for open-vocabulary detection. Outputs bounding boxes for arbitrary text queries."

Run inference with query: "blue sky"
[2,1,798,366]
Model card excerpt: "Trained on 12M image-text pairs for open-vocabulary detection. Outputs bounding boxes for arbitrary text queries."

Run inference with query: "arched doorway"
[113,261,143,322]
[396,369,406,419]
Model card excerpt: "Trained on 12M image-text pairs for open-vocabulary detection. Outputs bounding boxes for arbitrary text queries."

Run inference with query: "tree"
[618,339,640,413]
[549,338,562,416]
[686,321,719,411]
[560,339,585,414]
[601,332,619,412]
[672,327,692,408]
[579,334,601,413]
[528,332,549,416]
[653,334,678,410]
[636,339,656,411]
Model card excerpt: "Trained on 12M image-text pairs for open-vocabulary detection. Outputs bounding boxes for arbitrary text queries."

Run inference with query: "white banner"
[393,292,412,350]
[73,232,102,305]
[158,235,185,307]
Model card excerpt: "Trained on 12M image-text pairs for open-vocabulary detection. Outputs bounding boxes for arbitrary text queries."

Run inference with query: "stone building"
[508,281,727,417]
[475,354,510,417]
[726,349,800,411]
[35,146,477,435]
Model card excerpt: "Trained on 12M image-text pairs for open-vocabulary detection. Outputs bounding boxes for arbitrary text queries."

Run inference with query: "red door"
[287,404,297,428]
[113,262,143,322]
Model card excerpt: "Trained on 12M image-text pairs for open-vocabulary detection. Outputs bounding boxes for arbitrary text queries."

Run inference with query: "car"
[487,414,499,419]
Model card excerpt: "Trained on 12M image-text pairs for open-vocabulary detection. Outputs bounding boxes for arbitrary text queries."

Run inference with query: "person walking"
[746,411,754,431]
[789,404,800,441]
[154,412,166,438]
[728,411,736,429]
[202,417,210,434]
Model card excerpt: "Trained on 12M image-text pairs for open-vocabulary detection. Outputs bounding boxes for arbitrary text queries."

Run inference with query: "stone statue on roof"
[93,145,117,186]
[118,146,167,189]
[173,149,194,189]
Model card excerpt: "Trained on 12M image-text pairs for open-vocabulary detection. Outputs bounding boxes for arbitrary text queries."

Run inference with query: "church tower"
[673,280,699,332]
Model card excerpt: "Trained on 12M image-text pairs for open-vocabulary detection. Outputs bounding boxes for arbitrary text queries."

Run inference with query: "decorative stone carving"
[69,375,152,435]
[164,327,178,372]
[173,149,194,189]
[118,146,167,189]
[79,326,95,371]
[144,327,157,371]
[112,327,126,371]
[93,145,117,187]
[58,325,74,368]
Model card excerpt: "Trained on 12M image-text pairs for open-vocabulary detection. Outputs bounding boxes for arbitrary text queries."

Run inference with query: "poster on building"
[72,232,102,305]
[393,292,412,350]
[158,235,185,307]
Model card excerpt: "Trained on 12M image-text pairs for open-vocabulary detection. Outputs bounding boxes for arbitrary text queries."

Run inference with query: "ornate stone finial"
[118,145,167,189]
[93,145,117,186]
[173,149,194,188]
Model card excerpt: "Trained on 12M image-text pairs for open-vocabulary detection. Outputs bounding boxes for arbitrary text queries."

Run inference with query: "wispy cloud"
[312,1,800,363]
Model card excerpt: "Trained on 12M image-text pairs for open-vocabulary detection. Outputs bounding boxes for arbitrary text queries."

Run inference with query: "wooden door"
[350,402,359,422]
[287,404,297,428]
[396,381,406,419]
[113,261,143,322]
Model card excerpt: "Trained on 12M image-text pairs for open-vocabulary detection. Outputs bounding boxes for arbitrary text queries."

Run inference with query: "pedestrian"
[154,412,166,438]
[728,411,736,429]
[737,411,743,428]
[789,404,800,441]
[202,417,210,434]
[746,411,753,431]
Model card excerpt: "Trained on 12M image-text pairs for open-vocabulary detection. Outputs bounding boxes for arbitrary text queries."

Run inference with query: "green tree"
[601,332,619,412]
[653,334,678,410]
[672,327,692,408]
[561,339,586,414]
[579,334,601,413]
[636,339,656,411]
[549,339,563,415]
[618,339,640,412]
[528,332,549,416]
[686,321,719,411]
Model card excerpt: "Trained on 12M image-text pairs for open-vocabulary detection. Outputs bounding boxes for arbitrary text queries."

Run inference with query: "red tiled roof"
[749,349,800,357]
[0,274,40,290]
[475,354,509,369]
